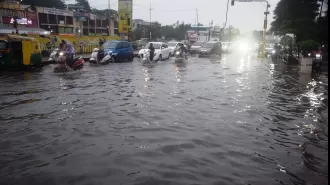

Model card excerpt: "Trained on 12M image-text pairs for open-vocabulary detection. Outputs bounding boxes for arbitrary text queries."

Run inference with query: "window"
[123,42,130,48]
[193,42,205,46]
[66,17,73,25]
[145,43,161,49]
[103,42,117,49]
[116,43,123,49]
[162,44,168,48]
[168,42,177,47]
[204,42,215,48]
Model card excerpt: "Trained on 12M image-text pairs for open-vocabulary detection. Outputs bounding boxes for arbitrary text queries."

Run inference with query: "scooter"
[174,49,187,62]
[89,48,113,65]
[140,49,157,64]
[48,48,60,62]
[54,51,84,73]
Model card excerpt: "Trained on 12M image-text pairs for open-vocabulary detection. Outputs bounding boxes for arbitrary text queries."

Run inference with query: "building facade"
[0,1,118,36]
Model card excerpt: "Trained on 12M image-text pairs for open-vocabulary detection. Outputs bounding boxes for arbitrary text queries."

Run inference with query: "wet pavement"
[0,53,328,185]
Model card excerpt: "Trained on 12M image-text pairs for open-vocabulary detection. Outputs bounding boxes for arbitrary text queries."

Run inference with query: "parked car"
[103,41,134,62]
[138,42,172,61]
[190,41,206,54]
[199,41,222,57]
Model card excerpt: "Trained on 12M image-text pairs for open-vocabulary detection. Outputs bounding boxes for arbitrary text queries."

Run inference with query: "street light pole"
[261,1,270,58]
[149,2,152,40]
[108,0,111,36]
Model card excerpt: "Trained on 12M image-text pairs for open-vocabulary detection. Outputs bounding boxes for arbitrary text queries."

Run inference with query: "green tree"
[271,0,319,42]
[76,0,91,11]
[91,8,118,17]
[317,0,328,44]
[280,35,294,46]
[22,0,66,9]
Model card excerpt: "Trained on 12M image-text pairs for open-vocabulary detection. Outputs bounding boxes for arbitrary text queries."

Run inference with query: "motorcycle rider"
[61,40,75,67]
[274,43,281,53]
[148,43,155,61]
[97,38,105,62]
[176,43,188,59]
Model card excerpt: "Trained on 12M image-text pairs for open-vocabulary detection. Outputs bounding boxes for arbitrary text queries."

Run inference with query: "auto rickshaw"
[0,34,43,70]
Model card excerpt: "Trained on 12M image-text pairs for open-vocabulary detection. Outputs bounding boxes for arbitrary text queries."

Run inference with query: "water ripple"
[0,57,327,185]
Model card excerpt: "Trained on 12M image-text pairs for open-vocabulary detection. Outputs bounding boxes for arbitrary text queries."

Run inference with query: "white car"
[138,42,172,61]
[167,42,182,56]
[190,41,206,54]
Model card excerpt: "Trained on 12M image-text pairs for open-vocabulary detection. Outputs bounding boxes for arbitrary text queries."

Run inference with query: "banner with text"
[118,0,132,34]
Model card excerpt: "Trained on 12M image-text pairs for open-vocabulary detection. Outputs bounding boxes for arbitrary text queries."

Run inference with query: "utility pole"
[149,2,152,40]
[261,1,270,58]
[196,9,199,40]
[108,0,111,36]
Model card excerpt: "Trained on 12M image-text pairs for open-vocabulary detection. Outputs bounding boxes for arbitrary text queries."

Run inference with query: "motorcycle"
[89,48,113,65]
[271,49,280,62]
[312,53,322,73]
[48,48,60,62]
[174,49,187,62]
[139,49,157,64]
[54,51,84,73]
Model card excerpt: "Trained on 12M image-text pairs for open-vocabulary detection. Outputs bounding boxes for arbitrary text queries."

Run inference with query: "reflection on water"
[0,56,328,185]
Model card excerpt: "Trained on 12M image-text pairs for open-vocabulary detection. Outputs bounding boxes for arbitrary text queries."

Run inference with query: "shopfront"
[39,7,74,34]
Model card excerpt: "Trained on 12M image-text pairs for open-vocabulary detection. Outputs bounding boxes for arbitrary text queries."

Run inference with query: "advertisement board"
[2,16,33,25]
[118,0,132,34]
[44,8,69,16]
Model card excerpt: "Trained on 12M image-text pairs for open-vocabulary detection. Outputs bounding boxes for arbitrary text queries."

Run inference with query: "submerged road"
[0,53,328,185]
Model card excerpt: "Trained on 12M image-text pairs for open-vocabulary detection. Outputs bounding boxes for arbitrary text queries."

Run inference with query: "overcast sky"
[80,0,280,32]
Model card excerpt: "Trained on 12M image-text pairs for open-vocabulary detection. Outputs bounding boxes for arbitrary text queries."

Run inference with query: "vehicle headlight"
[272,50,276,54]
[316,54,321,58]
[239,43,249,51]
[176,51,180,55]
[59,52,64,56]
[308,53,311,57]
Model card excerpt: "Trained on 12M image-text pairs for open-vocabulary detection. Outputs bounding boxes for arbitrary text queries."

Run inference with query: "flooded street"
[0,54,328,185]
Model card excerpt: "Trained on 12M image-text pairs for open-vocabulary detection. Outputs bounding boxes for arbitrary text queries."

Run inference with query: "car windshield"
[145,43,161,49]
[103,42,117,49]
[203,43,215,48]
[193,42,204,46]
[168,43,178,47]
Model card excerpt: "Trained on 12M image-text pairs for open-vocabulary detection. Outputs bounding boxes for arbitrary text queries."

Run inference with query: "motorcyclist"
[61,40,75,67]
[97,39,105,61]
[176,43,188,59]
[274,43,281,52]
[46,41,52,54]
[148,43,155,61]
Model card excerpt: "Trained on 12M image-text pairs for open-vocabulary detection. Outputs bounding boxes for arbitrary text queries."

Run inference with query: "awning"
[0,25,50,35]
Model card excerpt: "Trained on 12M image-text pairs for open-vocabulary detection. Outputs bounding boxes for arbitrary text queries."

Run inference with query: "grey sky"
[87,0,280,32]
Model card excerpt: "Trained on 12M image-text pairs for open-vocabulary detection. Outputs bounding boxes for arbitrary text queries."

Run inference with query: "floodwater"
[0,54,328,185]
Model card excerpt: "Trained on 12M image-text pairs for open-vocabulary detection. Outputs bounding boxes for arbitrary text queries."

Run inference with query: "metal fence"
[41,44,99,55]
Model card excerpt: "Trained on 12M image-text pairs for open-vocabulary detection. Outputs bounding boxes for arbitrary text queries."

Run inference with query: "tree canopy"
[271,0,320,42]
[132,22,192,41]
[76,0,91,12]
[271,0,328,45]
[22,0,66,9]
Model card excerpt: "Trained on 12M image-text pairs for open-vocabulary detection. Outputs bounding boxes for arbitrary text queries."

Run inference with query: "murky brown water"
[0,54,328,185]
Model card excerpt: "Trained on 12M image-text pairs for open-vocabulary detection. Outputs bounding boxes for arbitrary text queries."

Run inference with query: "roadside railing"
[41,44,99,57]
